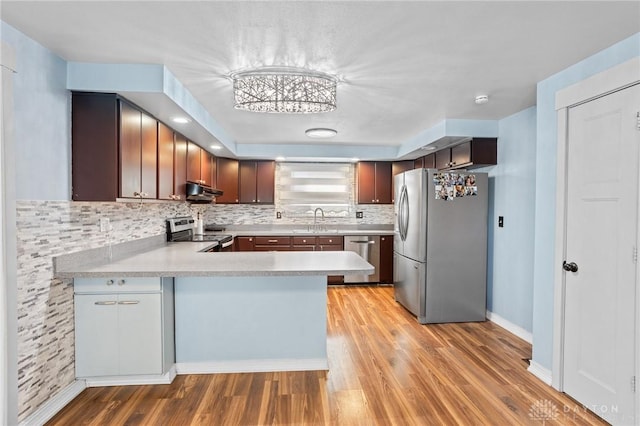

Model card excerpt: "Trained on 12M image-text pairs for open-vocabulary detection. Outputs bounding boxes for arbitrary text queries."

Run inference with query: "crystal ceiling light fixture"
[231,67,337,113]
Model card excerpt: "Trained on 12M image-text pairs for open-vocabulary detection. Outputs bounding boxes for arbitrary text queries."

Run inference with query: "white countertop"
[56,242,375,278]
[228,229,394,237]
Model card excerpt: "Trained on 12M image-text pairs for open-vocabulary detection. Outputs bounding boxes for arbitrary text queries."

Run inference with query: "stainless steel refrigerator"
[393,168,488,323]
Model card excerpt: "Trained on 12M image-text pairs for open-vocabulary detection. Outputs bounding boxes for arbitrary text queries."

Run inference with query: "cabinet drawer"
[254,236,291,246]
[317,236,343,246]
[74,277,162,294]
[292,236,316,246]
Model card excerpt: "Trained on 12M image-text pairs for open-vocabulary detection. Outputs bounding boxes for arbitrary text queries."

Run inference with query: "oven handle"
[221,239,234,249]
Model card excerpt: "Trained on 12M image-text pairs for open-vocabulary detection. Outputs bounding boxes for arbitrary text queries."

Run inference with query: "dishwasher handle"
[350,240,376,244]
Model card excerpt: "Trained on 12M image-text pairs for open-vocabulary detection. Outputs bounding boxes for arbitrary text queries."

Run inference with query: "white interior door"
[563,84,639,425]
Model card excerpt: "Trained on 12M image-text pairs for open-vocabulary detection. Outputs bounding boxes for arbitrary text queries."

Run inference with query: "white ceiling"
[2,1,639,159]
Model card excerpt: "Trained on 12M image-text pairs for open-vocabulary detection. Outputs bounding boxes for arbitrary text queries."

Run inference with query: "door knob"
[562,261,578,273]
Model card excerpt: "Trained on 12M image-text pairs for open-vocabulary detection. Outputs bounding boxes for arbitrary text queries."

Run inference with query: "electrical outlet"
[276,211,282,219]
[498,216,504,228]
[99,218,111,232]
[356,211,364,219]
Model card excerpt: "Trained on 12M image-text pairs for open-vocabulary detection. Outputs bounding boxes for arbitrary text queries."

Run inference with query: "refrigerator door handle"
[399,185,409,241]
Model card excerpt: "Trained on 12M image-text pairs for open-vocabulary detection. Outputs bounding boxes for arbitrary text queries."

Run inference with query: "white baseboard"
[528,361,553,386]
[84,365,177,388]
[176,358,329,375]
[486,310,533,344]
[19,380,86,426]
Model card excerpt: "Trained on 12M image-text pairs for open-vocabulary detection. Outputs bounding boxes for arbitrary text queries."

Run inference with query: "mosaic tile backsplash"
[15,199,392,421]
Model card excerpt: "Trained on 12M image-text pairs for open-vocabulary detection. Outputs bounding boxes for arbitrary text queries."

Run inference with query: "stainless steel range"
[166,217,234,252]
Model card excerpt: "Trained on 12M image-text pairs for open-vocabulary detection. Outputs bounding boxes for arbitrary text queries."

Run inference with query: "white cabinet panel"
[75,294,119,377]
[118,293,162,375]
[74,277,173,379]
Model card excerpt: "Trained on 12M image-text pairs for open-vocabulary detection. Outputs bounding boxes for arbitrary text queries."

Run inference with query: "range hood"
[186,181,223,203]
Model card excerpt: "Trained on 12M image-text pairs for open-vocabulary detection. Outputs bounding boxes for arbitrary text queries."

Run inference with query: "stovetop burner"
[166,217,233,244]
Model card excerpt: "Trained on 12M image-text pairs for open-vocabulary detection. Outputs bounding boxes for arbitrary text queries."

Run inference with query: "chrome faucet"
[313,207,325,232]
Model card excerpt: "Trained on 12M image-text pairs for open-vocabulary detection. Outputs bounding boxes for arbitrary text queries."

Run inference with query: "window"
[276,162,353,217]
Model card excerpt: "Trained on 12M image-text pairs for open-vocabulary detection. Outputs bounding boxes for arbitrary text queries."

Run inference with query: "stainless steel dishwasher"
[344,235,380,283]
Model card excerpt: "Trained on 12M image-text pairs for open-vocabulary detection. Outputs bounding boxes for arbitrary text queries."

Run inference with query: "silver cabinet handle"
[267,239,278,243]
[94,301,117,305]
[106,279,114,286]
[117,279,125,286]
[118,300,140,305]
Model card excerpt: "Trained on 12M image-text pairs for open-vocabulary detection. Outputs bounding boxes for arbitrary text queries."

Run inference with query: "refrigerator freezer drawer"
[393,253,426,321]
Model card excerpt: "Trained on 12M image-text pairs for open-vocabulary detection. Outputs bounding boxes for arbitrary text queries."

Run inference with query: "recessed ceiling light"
[275,156,286,162]
[475,95,489,105]
[305,128,337,139]
[172,117,190,124]
[210,145,222,150]
[421,146,436,151]
[351,157,359,163]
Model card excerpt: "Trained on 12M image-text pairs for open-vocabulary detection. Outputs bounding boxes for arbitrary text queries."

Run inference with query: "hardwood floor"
[47,286,606,425]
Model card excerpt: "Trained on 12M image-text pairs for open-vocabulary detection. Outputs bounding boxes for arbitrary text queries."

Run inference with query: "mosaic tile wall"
[15,198,392,421]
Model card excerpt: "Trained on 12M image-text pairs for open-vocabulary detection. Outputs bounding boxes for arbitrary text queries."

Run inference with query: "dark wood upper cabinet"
[391,161,413,202]
[436,138,497,170]
[157,122,174,200]
[392,161,413,176]
[357,161,392,204]
[201,151,213,187]
[216,157,239,204]
[173,133,188,200]
[435,149,451,170]
[186,141,202,184]
[119,101,157,199]
[423,153,436,169]
[72,93,119,201]
[187,141,215,187]
[239,160,275,204]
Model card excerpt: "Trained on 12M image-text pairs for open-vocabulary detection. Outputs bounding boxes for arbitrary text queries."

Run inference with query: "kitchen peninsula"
[56,240,374,385]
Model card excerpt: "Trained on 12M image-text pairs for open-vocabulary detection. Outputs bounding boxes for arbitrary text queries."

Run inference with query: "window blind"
[276,162,353,216]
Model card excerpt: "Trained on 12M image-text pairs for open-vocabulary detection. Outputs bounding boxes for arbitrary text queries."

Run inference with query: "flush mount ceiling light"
[231,67,337,113]
[475,95,489,105]
[172,116,190,124]
[305,128,337,139]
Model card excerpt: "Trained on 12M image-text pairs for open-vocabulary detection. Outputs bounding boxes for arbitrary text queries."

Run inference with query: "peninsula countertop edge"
[55,242,375,279]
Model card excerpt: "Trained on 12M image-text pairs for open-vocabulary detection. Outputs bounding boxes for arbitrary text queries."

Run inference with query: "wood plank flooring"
[47,285,606,425]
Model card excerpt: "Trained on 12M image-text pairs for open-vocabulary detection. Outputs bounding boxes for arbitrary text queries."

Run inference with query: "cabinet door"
[374,162,392,204]
[423,153,436,169]
[239,161,258,203]
[256,161,275,203]
[234,236,255,251]
[379,235,394,283]
[450,142,471,168]
[186,141,202,183]
[216,157,239,204]
[157,122,174,200]
[435,149,451,170]
[119,102,142,198]
[71,93,119,201]
[118,293,162,375]
[414,157,424,169]
[174,133,188,200]
[75,294,119,377]
[392,161,413,203]
[140,112,157,199]
[201,151,213,187]
[357,162,376,204]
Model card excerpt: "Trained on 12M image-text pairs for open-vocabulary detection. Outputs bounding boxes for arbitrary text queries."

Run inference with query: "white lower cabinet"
[74,277,174,379]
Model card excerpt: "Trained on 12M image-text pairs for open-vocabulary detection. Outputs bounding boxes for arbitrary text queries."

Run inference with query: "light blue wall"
[532,33,640,371]
[0,22,70,201]
[486,107,536,332]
